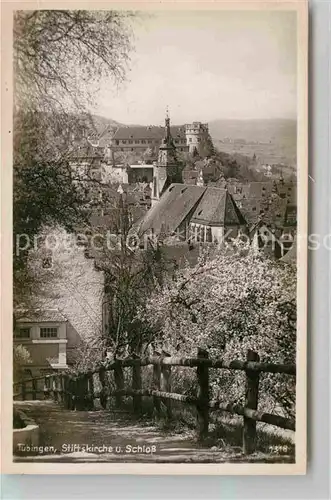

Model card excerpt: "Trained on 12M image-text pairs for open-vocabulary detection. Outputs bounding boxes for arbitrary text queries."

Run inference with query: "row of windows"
[114,138,186,145]
[14,327,58,339]
[116,147,187,153]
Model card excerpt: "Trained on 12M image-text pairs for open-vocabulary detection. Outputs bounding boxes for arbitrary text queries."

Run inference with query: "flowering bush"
[139,242,296,418]
[13,344,32,383]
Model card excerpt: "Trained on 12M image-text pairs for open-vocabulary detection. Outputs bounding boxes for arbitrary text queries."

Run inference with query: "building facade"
[185,122,210,154]
[15,227,105,377]
[109,121,212,157]
[15,310,73,376]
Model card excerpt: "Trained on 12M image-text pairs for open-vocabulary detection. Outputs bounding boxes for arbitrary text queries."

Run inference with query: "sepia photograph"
[3,1,307,474]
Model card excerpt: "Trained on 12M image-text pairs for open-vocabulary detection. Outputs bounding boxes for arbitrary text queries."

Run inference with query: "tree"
[13,10,136,309]
[89,201,177,358]
[13,344,32,383]
[139,242,296,418]
[14,10,134,113]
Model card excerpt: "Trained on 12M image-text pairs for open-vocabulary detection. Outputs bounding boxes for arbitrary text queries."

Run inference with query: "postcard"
[1,0,308,475]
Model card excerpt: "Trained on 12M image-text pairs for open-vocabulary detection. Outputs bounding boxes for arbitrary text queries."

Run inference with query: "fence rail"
[14,348,296,455]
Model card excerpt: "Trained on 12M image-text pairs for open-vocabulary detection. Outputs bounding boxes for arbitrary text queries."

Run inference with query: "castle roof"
[112,125,186,142]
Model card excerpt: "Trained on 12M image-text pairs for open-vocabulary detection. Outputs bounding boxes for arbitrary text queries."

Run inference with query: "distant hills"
[87,115,296,168]
[208,119,296,169]
[208,118,296,145]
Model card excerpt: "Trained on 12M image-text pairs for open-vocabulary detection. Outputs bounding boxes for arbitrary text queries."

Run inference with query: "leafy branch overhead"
[13,9,136,310]
[14,10,136,111]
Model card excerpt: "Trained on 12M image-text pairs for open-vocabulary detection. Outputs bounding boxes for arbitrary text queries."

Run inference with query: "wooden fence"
[13,348,296,455]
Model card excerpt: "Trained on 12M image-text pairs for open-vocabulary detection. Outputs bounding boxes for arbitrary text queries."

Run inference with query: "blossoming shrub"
[139,242,296,419]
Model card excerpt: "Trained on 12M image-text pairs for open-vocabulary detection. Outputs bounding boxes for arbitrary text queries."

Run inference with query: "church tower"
[151,110,183,206]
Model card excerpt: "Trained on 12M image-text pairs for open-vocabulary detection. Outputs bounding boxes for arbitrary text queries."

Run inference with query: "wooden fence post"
[114,360,124,408]
[43,376,49,399]
[21,381,26,401]
[243,349,260,455]
[75,374,85,410]
[196,347,210,440]
[152,352,161,418]
[62,375,69,408]
[53,375,58,402]
[86,371,95,410]
[98,366,108,410]
[69,376,76,410]
[32,378,37,400]
[58,374,64,404]
[132,355,142,414]
[161,350,172,419]
[48,375,53,399]
[82,373,90,410]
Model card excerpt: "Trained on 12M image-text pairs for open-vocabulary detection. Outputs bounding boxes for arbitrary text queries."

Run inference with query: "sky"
[93,10,297,125]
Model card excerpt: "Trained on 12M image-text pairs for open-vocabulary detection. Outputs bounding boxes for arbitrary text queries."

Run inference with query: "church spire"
[164,105,171,142]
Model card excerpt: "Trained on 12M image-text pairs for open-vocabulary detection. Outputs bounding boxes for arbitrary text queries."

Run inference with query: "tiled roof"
[112,125,186,141]
[191,188,246,226]
[16,309,68,323]
[284,204,297,226]
[138,184,246,235]
[239,196,291,228]
[280,236,297,263]
[69,143,104,159]
[138,184,206,235]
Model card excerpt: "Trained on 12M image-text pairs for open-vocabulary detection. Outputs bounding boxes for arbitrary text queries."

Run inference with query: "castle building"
[136,113,247,244]
[185,122,210,155]
[109,121,212,158]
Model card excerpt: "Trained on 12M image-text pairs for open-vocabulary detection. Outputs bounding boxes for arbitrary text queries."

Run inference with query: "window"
[128,140,133,144]
[122,140,127,144]
[14,327,30,339]
[115,140,119,145]
[40,327,58,338]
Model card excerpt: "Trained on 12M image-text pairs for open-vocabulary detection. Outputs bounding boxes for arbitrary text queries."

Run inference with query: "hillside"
[85,115,297,169]
[208,119,297,169]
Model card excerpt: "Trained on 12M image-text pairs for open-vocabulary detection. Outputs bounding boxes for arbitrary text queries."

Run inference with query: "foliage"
[13,344,32,383]
[13,10,136,310]
[14,10,135,112]
[67,339,105,374]
[138,241,297,418]
[102,239,176,358]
